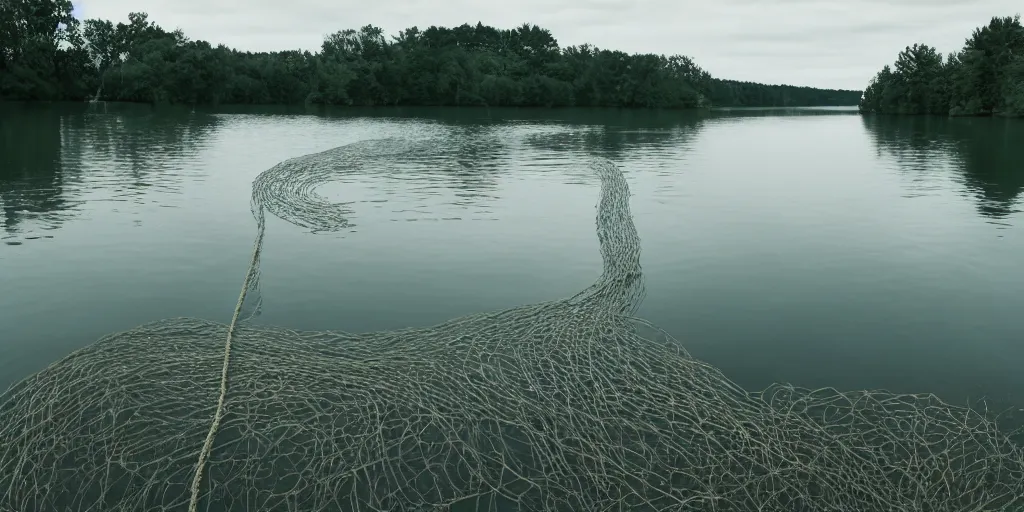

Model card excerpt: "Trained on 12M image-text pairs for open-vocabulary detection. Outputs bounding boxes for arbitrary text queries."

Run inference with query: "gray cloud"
[76,0,1021,90]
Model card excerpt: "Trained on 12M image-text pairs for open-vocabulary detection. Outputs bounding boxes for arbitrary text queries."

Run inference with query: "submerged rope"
[184,138,471,509]
[186,210,265,512]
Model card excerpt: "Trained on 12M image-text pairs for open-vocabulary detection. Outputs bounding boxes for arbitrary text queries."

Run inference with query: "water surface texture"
[1,103,1022,409]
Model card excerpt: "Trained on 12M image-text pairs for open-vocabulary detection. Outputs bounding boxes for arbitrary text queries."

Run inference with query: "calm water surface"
[1,103,1022,412]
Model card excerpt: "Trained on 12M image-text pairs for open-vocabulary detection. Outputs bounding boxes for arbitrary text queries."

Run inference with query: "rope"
[1,140,1023,511]
[187,207,266,512]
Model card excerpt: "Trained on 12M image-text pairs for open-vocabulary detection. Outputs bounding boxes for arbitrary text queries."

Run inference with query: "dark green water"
[1,103,1022,411]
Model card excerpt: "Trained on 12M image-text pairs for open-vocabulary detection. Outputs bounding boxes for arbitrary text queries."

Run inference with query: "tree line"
[860,15,1024,116]
[1,1,862,108]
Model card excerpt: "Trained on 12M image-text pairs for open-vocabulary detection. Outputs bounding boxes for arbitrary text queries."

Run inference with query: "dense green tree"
[861,15,1024,117]
[2,3,863,108]
[1,0,87,100]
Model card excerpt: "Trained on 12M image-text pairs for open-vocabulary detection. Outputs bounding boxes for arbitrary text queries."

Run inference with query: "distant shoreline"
[3,100,864,114]
[2,7,860,110]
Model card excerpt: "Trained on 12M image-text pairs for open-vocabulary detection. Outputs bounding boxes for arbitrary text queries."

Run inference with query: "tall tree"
[862,14,1024,117]
[0,0,88,100]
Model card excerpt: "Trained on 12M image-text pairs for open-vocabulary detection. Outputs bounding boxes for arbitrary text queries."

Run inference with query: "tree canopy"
[2,1,861,108]
[860,15,1024,117]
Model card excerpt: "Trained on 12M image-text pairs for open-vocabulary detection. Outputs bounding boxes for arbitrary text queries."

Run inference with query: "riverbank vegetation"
[1,1,860,108]
[860,15,1024,117]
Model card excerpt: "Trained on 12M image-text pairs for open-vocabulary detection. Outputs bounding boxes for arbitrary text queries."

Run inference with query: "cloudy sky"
[72,0,1021,90]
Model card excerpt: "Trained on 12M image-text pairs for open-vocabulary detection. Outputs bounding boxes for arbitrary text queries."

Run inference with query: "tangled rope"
[1,138,1022,511]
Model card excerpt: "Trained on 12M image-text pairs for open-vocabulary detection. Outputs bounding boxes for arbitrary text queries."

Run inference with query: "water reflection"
[436,125,504,208]
[241,108,711,224]
[219,104,710,159]
[711,106,860,116]
[330,107,711,162]
[68,103,220,194]
[0,105,76,243]
[861,115,1024,222]
[519,120,704,159]
[214,104,710,128]
[13,103,1017,250]
[0,103,221,244]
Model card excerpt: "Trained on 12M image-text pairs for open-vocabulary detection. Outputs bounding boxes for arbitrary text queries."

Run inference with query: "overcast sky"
[73,0,1021,90]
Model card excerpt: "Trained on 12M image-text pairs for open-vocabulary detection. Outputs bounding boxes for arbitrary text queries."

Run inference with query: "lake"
[1,102,1022,413]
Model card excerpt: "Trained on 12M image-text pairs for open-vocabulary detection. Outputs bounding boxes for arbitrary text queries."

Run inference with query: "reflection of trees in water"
[302,107,708,218]
[435,125,505,207]
[435,109,707,202]
[861,115,1024,220]
[308,106,708,159]
[711,106,860,117]
[0,105,75,242]
[68,103,220,195]
[0,103,221,243]
[1,104,707,238]
[515,109,707,160]
[947,120,1024,220]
